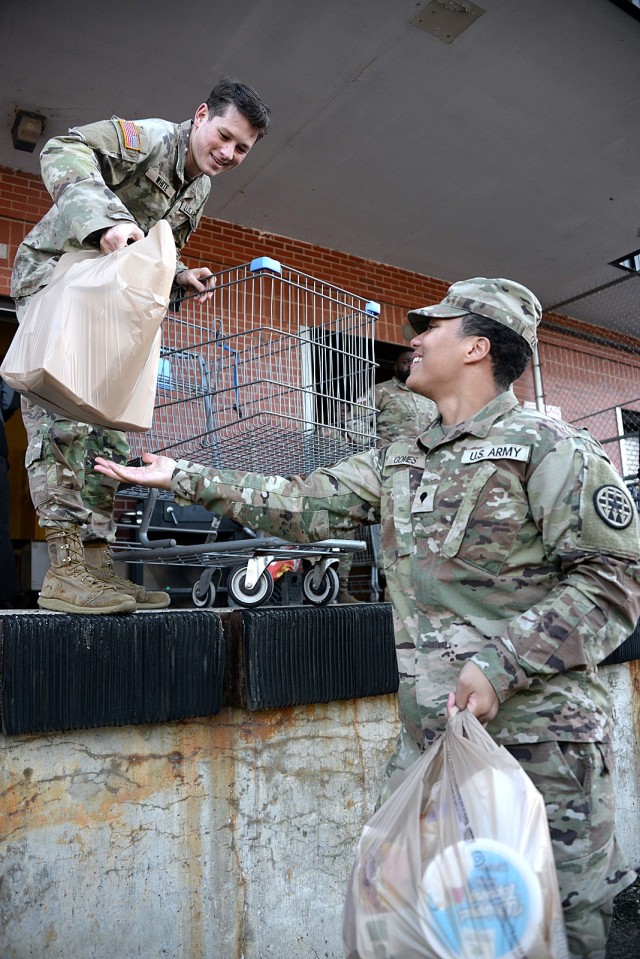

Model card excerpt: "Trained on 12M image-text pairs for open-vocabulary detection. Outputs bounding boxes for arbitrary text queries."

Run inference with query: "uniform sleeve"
[39,120,141,244]
[374,382,388,415]
[472,438,640,700]
[169,451,383,541]
[373,382,395,445]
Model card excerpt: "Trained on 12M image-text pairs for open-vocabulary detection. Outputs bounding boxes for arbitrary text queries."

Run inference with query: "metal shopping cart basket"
[113,256,380,608]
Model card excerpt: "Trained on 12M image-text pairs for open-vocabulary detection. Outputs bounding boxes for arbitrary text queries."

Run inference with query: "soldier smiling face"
[407,317,470,398]
[185,103,259,181]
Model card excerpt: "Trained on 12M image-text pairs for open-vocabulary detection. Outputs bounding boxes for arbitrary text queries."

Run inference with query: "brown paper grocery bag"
[1,220,176,431]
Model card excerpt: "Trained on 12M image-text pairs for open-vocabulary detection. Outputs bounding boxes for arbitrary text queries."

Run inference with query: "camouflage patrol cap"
[408,277,542,350]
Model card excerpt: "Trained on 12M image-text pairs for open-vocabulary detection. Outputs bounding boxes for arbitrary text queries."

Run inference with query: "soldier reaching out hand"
[96,277,640,958]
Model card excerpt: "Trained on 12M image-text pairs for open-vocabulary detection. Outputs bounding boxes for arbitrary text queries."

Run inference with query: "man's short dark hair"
[459,313,533,390]
[206,78,271,138]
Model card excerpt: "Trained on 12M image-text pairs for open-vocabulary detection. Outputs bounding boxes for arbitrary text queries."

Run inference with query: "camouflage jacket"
[374,377,437,444]
[171,390,640,749]
[11,117,210,299]
[345,377,437,447]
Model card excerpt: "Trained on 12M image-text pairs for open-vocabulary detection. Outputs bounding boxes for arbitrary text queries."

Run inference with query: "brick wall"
[0,164,447,347]
[1,162,639,455]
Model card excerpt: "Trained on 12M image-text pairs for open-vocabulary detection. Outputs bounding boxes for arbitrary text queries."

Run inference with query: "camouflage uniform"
[166,377,640,955]
[374,375,437,444]
[12,116,210,538]
[338,376,436,597]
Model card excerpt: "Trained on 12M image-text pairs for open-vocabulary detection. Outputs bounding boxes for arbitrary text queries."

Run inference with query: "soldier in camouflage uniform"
[374,348,437,445]
[11,78,271,614]
[95,277,640,957]
[338,348,437,600]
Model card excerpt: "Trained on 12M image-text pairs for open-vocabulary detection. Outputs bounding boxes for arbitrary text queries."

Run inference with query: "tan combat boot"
[337,588,361,604]
[40,527,136,614]
[84,542,171,610]
[336,574,361,604]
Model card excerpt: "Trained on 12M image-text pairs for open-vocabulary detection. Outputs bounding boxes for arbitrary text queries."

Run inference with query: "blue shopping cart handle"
[250,256,282,275]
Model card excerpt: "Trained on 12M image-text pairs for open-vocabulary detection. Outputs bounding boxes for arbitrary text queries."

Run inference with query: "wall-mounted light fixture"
[610,248,640,273]
[11,110,47,152]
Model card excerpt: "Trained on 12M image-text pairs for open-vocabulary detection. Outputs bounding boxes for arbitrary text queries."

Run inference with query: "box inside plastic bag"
[343,711,569,959]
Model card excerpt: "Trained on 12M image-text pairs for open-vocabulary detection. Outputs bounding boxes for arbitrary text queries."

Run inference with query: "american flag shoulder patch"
[117,118,141,151]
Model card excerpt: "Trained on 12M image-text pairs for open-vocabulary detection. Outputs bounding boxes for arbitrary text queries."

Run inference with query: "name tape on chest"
[391,454,423,466]
[461,444,531,465]
[145,167,176,199]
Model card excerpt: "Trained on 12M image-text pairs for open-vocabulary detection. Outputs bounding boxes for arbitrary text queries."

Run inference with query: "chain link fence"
[536,272,640,508]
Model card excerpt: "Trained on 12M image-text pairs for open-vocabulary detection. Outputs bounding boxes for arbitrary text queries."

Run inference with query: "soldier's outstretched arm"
[94,453,175,489]
[96,448,383,544]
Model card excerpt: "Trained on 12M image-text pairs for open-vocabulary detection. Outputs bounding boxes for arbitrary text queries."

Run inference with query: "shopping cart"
[113,256,380,607]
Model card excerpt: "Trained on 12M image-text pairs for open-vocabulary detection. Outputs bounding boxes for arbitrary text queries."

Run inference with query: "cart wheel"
[227,565,274,608]
[302,566,340,606]
[192,580,217,608]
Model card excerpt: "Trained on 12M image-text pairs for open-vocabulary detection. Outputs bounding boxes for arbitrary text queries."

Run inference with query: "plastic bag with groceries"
[343,710,569,959]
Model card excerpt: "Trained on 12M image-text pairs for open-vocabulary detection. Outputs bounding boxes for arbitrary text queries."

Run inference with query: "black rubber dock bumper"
[238,604,398,710]
[0,610,226,736]
[601,618,640,666]
[0,604,398,735]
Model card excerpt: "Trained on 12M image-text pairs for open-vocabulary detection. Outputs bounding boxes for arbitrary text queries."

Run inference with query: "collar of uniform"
[418,389,519,451]
[177,119,194,183]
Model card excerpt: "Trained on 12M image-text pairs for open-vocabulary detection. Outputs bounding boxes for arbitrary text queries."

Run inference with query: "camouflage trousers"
[383,726,633,959]
[336,524,383,593]
[14,294,131,541]
[21,395,130,542]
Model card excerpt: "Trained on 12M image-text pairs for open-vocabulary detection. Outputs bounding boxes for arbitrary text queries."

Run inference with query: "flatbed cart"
[112,256,379,607]
[115,486,366,607]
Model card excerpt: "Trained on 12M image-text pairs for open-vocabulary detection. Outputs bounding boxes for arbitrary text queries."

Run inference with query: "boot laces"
[60,542,121,593]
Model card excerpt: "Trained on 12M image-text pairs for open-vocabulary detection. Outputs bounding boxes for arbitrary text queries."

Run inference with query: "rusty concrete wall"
[1,667,638,959]
[0,697,399,959]
[604,662,640,868]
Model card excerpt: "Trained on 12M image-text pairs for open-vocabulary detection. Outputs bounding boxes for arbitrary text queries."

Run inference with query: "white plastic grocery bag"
[343,710,569,959]
[1,220,175,431]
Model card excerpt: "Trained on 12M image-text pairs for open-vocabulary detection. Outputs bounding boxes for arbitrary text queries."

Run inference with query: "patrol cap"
[408,277,542,350]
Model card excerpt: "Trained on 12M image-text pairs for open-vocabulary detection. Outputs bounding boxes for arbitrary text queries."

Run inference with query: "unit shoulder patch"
[593,484,635,530]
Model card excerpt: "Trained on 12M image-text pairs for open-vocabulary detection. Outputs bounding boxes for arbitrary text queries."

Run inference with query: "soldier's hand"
[175,267,216,303]
[94,452,176,490]
[447,662,499,724]
[100,222,145,253]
